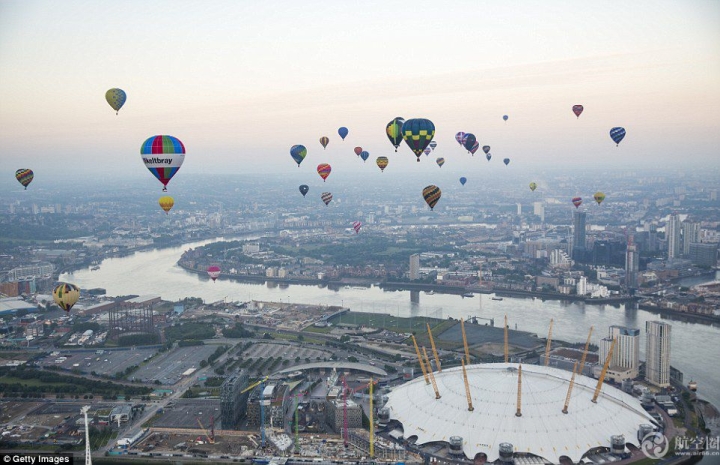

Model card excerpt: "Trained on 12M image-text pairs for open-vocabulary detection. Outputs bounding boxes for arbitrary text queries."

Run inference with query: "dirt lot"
[0,401,44,424]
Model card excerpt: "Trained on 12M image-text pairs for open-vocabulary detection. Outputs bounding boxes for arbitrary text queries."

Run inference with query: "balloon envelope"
[319,136,329,149]
[360,151,369,162]
[455,132,466,145]
[462,134,477,152]
[594,192,606,205]
[529,182,537,192]
[354,146,363,156]
[469,141,480,155]
[376,156,389,172]
[105,88,126,114]
[459,177,467,186]
[503,115,509,121]
[299,185,309,197]
[572,197,583,208]
[436,157,445,167]
[386,117,404,152]
[207,265,221,282]
[352,221,362,234]
[402,118,435,162]
[486,153,492,161]
[141,135,185,191]
[429,141,437,151]
[317,163,332,181]
[338,127,349,140]
[610,127,626,146]
[572,105,584,118]
[158,196,174,214]
[53,283,80,312]
[422,185,441,210]
[15,169,33,189]
[503,158,510,166]
[482,145,491,154]
[321,192,333,205]
[423,147,432,156]
[290,145,307,167]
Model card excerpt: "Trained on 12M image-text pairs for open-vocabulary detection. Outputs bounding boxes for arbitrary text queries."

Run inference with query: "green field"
[328,311,445,335]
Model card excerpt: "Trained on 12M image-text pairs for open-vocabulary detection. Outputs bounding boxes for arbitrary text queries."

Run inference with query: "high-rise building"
[599,326,640,380]
[688,243,718,267]
[646,321,671,388]
[533,202,545,222]
[681,221,700,257]
[409,254,420,280]
[625,238,639,289]
[572,211,586,261]
[666,214,681,260]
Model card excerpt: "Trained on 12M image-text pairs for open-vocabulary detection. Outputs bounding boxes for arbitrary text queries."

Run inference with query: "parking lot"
[40,348,157,377]
[152,399,220,429]
[133,345,218,385]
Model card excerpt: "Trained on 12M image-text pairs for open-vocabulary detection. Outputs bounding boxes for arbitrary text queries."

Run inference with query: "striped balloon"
[376,156,389,172]
[422,185,441,210]
[352,221,362,234]
[572,105,584,118]
[436,157,445,168]
[53,283,80,313]
[455,132,465,145]
[140,135,185,191]
[469,141,480,155]
[321,192,333,206]
[610,127,626,146]
[319,136,329,149]
[317,163,332,182]
[386,117,404,152]
[15,169,34,189]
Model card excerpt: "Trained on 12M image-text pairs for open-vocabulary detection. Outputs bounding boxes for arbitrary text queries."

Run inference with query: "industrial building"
[326,398,362,433]
[384,363,656,464]
[220,371,250,429]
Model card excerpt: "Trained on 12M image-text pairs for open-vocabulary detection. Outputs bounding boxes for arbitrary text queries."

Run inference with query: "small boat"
[688,380,697,391]
[425,290,435,295]
[491,297,503,301]
[462,293,475,298]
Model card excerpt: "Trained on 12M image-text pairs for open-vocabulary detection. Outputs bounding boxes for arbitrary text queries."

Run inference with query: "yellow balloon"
[53,283,80,313]
[105,88,126,114]
[529,182,537,192]
[158,196,174,214]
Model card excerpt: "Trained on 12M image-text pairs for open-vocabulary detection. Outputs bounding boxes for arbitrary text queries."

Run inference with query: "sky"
[1,0,719,181]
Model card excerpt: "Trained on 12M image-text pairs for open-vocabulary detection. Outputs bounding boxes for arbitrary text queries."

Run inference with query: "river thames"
[61,237,720,413]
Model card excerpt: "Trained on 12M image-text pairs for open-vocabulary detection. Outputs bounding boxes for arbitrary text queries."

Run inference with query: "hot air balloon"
[503,115,509,121]
[423,147,432,156]
[299,185,309,197]
[317,163,331,182]
[462,134,477,153]
[529,182,537,192]
[158,196,174,214]
[105,88,126,115]
[455,132,466,146]
[141,135,185,191]
[354,146,363,156]
[319,136,329,149]
[593,192,606,205]
[503,158,510,166]
[572,197,583,208]
[469,141,480,156]
[436,157,445,168]
[402,118,435,162]
[610,127,626,146]
[352,221,362,234]
[482,145,490,154]
[207,265,221,282]
[572,105,584,118]
[321,192,333,206]
[486,153,492,161]
[429,141,437,151]
[422,185,441,210]
[360,151,369,162]
[15,169,33,189]
[53,283,80,313]
[386,117,404,152]
[290,145,307,167]
[459,177,467,186]
[338,127,349,140]
[376,156,389,172]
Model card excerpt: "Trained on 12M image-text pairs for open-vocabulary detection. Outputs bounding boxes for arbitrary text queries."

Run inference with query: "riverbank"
[638,303,720,326]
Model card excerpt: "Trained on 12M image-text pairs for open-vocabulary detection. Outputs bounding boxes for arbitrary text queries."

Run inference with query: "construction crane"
[544,319,554,366]
[241,376,269,448]
[426,323,442,373]
[461,359,474,411]
[196,417,215,444]
[562,362,578,414]
[504,315,509,363]
[369,377,374,459]
[81,405,92,465]
[578,326,594,375]
[592,337,616,403]
[515,364,523,417]
[411,334,430,384]
[460,318,471,365]
[422,347,441,399]
[341,376,378,448]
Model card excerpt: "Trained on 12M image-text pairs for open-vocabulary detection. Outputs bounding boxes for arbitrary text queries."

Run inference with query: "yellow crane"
[504,315,509,363]
[515,364,523,417]
[411,334,430,384]
[426,323,442,373]
[544,319,554,366]
[461,359,474,411]
[460,318,471,365]
[196,417,215,444]
[562,362,578,414]
[578,326,594,375]
[241,375,269,394]
[592,338,616,403]
[422,347,441,399]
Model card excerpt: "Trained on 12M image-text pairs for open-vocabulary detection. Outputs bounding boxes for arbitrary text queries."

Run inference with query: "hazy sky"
[1,0,719,182]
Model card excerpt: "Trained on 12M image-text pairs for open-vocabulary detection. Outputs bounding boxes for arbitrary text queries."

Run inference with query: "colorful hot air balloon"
[436,157,445,168]
[354,146,363,156]
[319,136,329,149]
[529,182,537,192]
[299,185,309,197]
[486,153,492,161]
[207,265,221,282]
[105,88,126,115]
[572,197,583,208]
[503,115,509,121]
[402,118,435,162]
[503,158,510,166]
[338,127,349,140]
[572,105,584,118]
[422,185,441,210]
[455,132,466,146]
[376,156,389,172]
[53,283,80,313]
[15,169,33,189]
[386,117,404,152]
[290,145,307,167]
[593,192,606,205]
[360,151,369,162]
[158,196,174,214]
[459,177,467,186]
[352,221,362,234]
[482,145,490,154]
[423,147,432,156]
[469,141,480,156]
[610,127,626,146]
[317,163,331,182]
[463,134,477,153]
[429,141,437,151]
[321,192,333,206]
[141,135,185,192]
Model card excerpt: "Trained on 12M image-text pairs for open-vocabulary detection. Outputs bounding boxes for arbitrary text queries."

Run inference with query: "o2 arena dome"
[384,363,656,464]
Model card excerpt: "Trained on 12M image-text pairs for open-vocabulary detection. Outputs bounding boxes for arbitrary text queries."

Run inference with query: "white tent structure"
[384,363,656,464]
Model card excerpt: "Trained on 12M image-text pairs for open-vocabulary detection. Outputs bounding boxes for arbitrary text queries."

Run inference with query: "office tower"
[666,214,681,260]
[681,221,700,257]
[409,254,420,280]
[600,326,640,379]
[646,321,671,388]
[625,236,639,289]
[572,211,586,261]
[688,243,719,267]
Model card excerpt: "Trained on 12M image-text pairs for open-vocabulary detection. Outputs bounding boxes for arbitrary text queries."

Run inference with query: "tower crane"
[196,417,215,444]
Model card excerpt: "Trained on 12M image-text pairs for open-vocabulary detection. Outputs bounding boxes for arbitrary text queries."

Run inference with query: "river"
[61,237,720,414]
